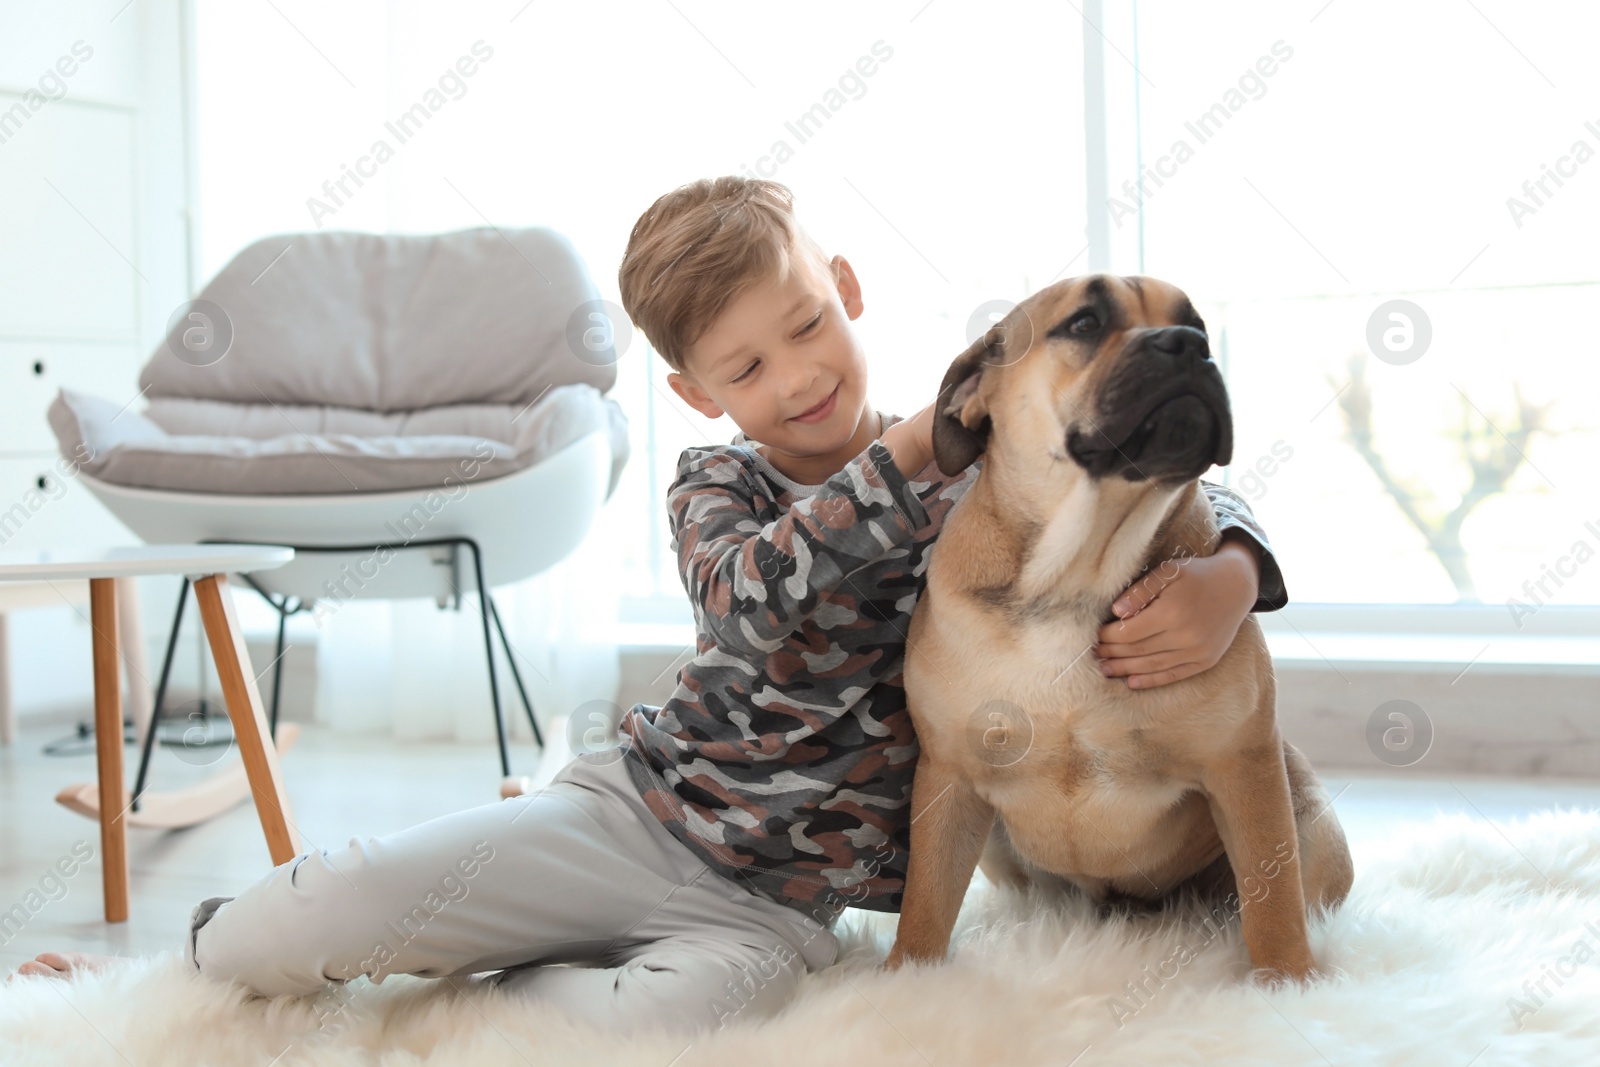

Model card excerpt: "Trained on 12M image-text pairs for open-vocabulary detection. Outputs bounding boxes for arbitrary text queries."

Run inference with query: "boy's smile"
[667,248,881,486]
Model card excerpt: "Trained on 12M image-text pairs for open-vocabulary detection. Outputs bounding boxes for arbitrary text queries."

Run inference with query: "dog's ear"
[931,327,999,475]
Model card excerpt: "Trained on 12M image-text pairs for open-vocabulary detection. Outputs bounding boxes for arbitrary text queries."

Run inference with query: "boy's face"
[668,249,876,481]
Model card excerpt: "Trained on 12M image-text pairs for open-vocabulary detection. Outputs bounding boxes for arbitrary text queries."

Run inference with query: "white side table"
[0,545,301,922]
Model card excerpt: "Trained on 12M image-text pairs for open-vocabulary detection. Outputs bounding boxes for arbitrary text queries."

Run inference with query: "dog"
[882,274,1352,982]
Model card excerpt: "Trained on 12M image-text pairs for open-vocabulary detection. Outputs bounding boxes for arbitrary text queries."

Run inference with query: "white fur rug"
[5,809,1599,1066]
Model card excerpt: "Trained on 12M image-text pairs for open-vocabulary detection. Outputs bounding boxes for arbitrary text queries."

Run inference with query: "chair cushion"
[139,227,621,412]
[48,383,629,497]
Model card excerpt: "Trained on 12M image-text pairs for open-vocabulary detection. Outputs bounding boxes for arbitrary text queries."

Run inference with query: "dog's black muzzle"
[1065,326,1234,484]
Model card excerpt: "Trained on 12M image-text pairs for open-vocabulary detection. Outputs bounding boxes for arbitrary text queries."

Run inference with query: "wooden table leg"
[89,578,129,923]
[192,574,300,865]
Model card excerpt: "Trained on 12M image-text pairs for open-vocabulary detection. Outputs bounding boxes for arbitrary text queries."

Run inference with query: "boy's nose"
[784,371,828,406]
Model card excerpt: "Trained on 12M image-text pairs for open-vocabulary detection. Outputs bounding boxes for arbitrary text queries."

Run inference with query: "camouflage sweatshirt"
[618,410,1287,924]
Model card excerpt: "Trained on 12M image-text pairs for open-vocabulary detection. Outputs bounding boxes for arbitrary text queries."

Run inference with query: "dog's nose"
[1145,326,1210,360]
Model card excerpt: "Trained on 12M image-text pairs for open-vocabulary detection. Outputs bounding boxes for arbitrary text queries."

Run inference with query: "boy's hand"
[1092,532,1261,690]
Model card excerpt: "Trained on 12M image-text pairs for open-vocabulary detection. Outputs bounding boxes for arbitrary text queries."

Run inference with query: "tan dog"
[883,274,1352,982]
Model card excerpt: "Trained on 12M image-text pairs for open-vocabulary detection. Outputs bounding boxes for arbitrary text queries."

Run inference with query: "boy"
[12,177,1285,1037]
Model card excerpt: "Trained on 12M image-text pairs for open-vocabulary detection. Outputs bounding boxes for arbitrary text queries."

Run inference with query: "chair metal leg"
[268,598,289,737]
[114,576,153,750]
[464,539,510,777]
[200,536,524,779]
[488,594,542,748]
[132,577,189,810]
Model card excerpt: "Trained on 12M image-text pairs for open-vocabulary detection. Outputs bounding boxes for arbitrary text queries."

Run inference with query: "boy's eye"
[729,316,819,383]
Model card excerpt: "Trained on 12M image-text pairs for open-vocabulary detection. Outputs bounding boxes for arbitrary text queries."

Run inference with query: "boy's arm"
[1095,479,1289,689]
[1199,480,1288,613]
[669,440,930,657]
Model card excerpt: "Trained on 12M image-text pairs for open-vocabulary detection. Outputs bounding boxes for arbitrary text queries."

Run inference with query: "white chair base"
[75,431,613,602]
[78,432,613,784]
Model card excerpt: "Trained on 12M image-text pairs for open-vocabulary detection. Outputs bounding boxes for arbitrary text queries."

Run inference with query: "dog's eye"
[1066,311,1101,335]
[1047,308,1104,342]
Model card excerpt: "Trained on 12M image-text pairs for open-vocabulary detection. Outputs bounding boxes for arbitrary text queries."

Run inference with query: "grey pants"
[183,748,841,1034]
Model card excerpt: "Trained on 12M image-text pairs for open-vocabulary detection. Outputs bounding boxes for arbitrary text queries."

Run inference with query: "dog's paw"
[1251,957,1320,988]
[883,944,937,972]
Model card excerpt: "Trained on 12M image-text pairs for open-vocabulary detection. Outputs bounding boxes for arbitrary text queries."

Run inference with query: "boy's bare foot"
[8,952,121,982]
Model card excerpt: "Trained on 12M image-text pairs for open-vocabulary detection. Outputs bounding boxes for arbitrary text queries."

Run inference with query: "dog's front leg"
[1201,731,1318,983]
[884,754,994,970]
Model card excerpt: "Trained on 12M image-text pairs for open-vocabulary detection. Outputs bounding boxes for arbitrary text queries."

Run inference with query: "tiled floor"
[3,718,1598,976]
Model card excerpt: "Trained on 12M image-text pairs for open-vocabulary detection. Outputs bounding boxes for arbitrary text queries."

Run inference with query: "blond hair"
[618,176,835,375]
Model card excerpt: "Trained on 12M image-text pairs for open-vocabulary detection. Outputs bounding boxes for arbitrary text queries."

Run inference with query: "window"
[195,1,1594,638]
[1097,0,1599,611]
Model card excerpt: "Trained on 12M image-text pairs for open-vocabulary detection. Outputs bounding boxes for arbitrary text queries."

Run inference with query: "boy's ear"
[931,327,998,475]
[832,255,864,320]
[667,370,723,419]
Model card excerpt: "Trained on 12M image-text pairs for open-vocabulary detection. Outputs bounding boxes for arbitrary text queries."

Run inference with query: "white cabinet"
[0,90,141,499]
[0,341,142,454]
[0,91,140,345]
[0,456,135,554]
[1,5,194,728]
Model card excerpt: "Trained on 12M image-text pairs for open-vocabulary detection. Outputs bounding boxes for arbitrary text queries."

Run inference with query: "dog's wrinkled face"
[931,274,1233,485]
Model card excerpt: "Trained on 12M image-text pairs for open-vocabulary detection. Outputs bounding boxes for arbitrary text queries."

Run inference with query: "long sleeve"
[1200,480,1288,613]
[668,439,930,657]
